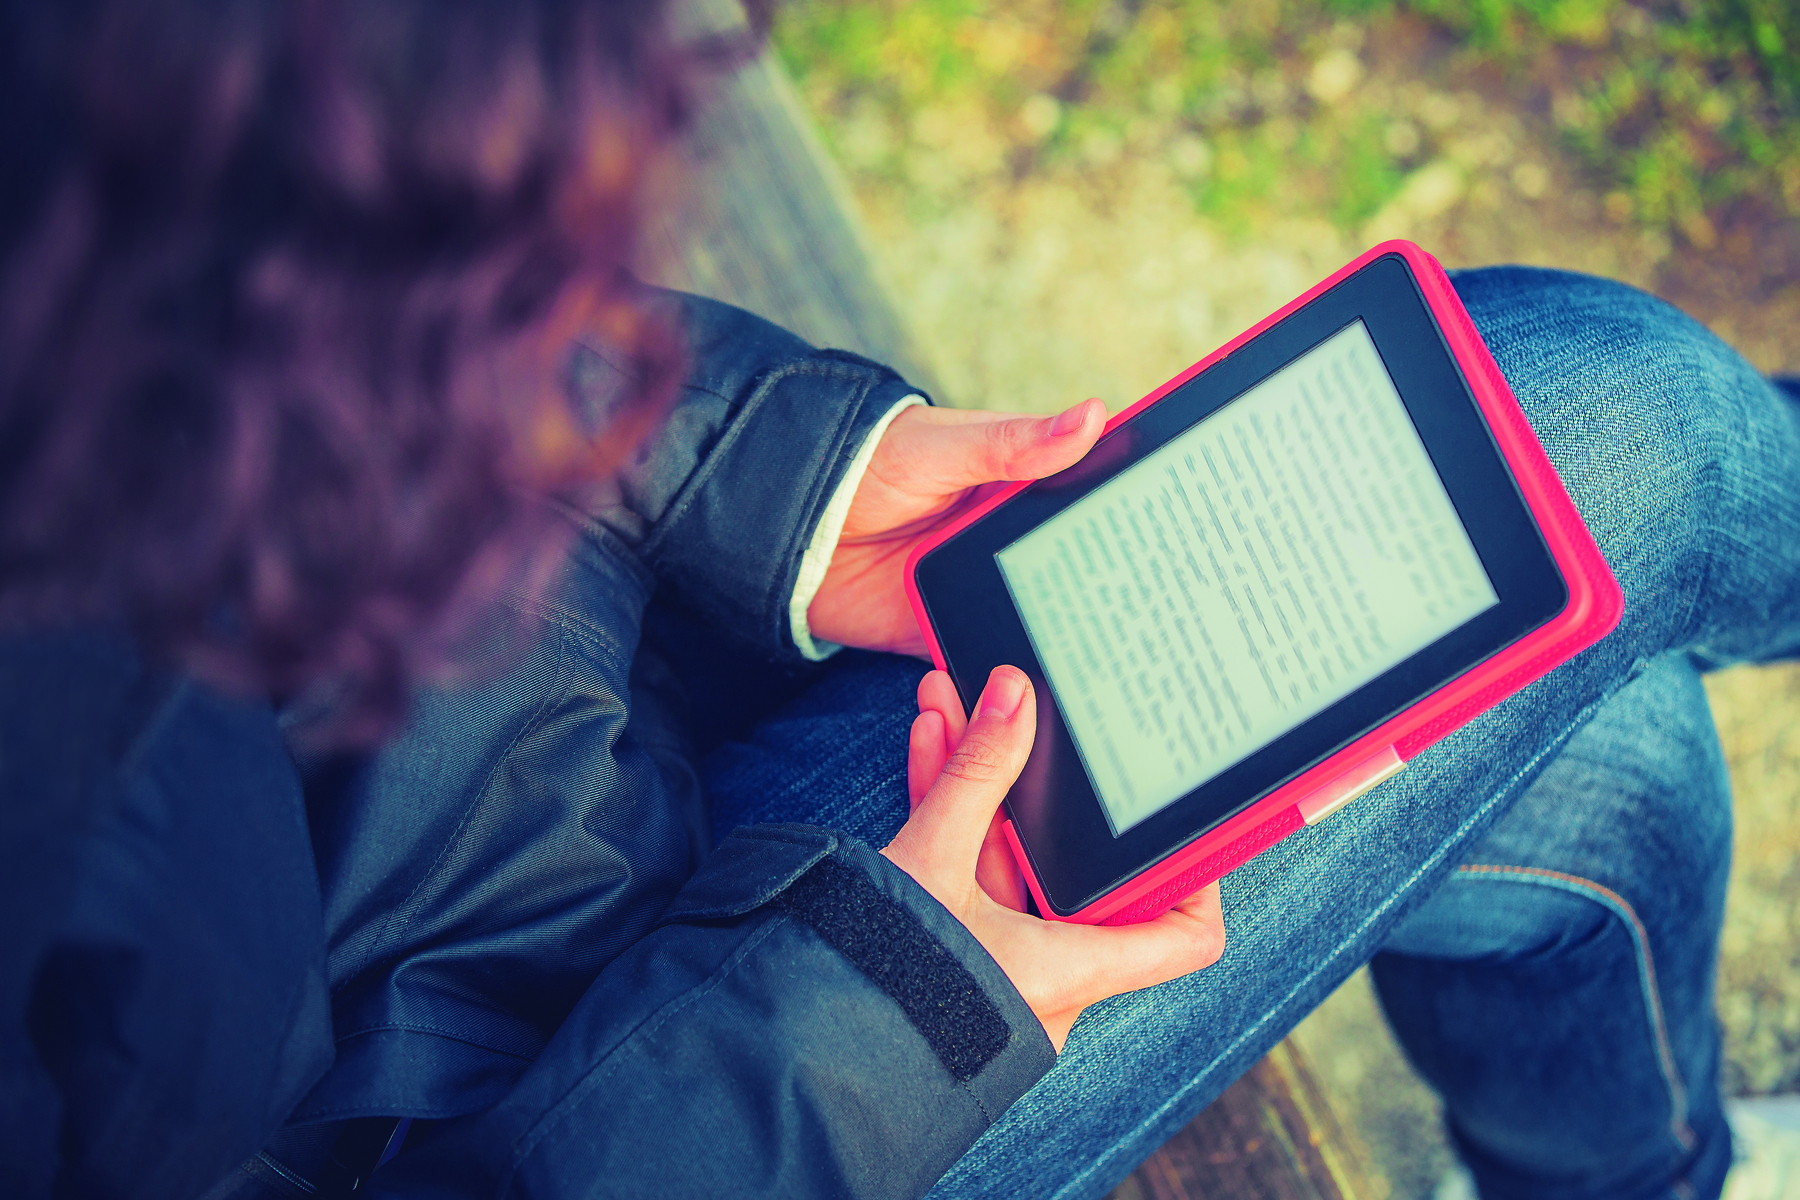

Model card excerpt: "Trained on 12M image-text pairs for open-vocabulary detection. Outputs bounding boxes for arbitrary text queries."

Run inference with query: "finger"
[916,669,968,749]
[893,400,1106,493]
[906,666,1037,876]
[1168,881,1225,937]
[907,710,949,810]
[1036,882,1227,1000]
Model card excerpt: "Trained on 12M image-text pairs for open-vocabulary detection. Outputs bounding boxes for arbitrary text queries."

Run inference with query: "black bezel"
[912,253,1567,916]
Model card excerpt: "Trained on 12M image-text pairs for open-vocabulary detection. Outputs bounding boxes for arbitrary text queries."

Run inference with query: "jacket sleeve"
[365,826,1057,1200]
[568,291,928,660]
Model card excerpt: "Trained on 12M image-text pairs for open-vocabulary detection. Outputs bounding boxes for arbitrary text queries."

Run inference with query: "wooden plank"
[1112,1040,1377,1200]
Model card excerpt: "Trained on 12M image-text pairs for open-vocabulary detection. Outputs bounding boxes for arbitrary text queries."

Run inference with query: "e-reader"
[904,240,1622,925]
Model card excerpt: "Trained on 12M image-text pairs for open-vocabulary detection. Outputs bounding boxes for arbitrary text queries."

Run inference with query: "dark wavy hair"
[0,0,760,734]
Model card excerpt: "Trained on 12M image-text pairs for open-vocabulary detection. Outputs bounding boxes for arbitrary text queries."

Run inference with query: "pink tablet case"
[903,240,1624,926]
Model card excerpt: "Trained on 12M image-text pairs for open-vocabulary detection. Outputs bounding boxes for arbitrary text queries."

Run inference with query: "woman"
[1,2,1220,1196]
[2,1,1794,1198]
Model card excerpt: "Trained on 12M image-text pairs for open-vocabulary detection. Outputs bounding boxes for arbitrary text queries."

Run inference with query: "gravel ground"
[780,8,1800,1194]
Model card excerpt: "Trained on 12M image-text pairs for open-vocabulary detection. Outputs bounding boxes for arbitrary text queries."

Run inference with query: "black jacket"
[0,294,1055,1200]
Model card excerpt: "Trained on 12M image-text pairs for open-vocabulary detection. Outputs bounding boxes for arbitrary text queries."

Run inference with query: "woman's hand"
[808,400,1107,656]
[882,665,1227,1051]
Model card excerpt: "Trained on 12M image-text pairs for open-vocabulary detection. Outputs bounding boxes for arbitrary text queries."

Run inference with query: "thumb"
[899,399,1105,492]
[900,666,1037,881]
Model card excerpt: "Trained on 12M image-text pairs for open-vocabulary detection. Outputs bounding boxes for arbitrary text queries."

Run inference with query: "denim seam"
[536,610,632,676]
[1452,863,1697,1154]
[1051,693,1615,1200]
[506,601,630,681]
[349,628,574,984]
[511,524,645,672]
[514,585,631,666]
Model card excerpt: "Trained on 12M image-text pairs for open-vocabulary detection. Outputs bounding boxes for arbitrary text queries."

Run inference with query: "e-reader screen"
[994,320,1498,835]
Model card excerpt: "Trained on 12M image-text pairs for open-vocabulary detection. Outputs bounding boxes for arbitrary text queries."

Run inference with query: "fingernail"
[978,668,1028,720]
[1049,401,1089,437]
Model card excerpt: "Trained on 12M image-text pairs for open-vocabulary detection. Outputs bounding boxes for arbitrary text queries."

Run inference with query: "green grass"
[1335,0,1800,236]
[1321,114,1411,228]
[775,0,1800,242]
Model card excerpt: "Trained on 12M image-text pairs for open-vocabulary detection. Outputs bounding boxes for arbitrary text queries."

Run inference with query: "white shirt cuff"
[789,395,927,661]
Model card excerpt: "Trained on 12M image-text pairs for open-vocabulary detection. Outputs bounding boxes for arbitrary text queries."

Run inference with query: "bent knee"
[1382,866,1619,962]
[1480,654,1733,885]
[1386,653,1730,966]
[1453,266,1792,644]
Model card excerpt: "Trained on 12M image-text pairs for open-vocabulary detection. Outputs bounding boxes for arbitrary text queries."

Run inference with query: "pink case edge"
[902,239,1624,925]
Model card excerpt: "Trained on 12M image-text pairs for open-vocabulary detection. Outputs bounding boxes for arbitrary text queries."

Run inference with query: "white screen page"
[995,320,1497,835]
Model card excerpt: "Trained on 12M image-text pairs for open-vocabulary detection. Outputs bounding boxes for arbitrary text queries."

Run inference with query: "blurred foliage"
[1332,0,1800,239]
[775,0,1800,245]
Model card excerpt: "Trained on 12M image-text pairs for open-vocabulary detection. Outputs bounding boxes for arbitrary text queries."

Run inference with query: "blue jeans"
[703,267,1800,1200]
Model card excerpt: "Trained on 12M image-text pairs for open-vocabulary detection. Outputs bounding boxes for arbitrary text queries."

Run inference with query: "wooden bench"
[1111,1041,1371,1200]
[641,12,1376,1199]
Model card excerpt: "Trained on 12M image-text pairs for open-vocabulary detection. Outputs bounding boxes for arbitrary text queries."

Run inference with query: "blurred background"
[764,1,1800,1194]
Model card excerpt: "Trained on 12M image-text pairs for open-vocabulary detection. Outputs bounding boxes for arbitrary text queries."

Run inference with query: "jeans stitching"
[1452,863,1697,1154]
